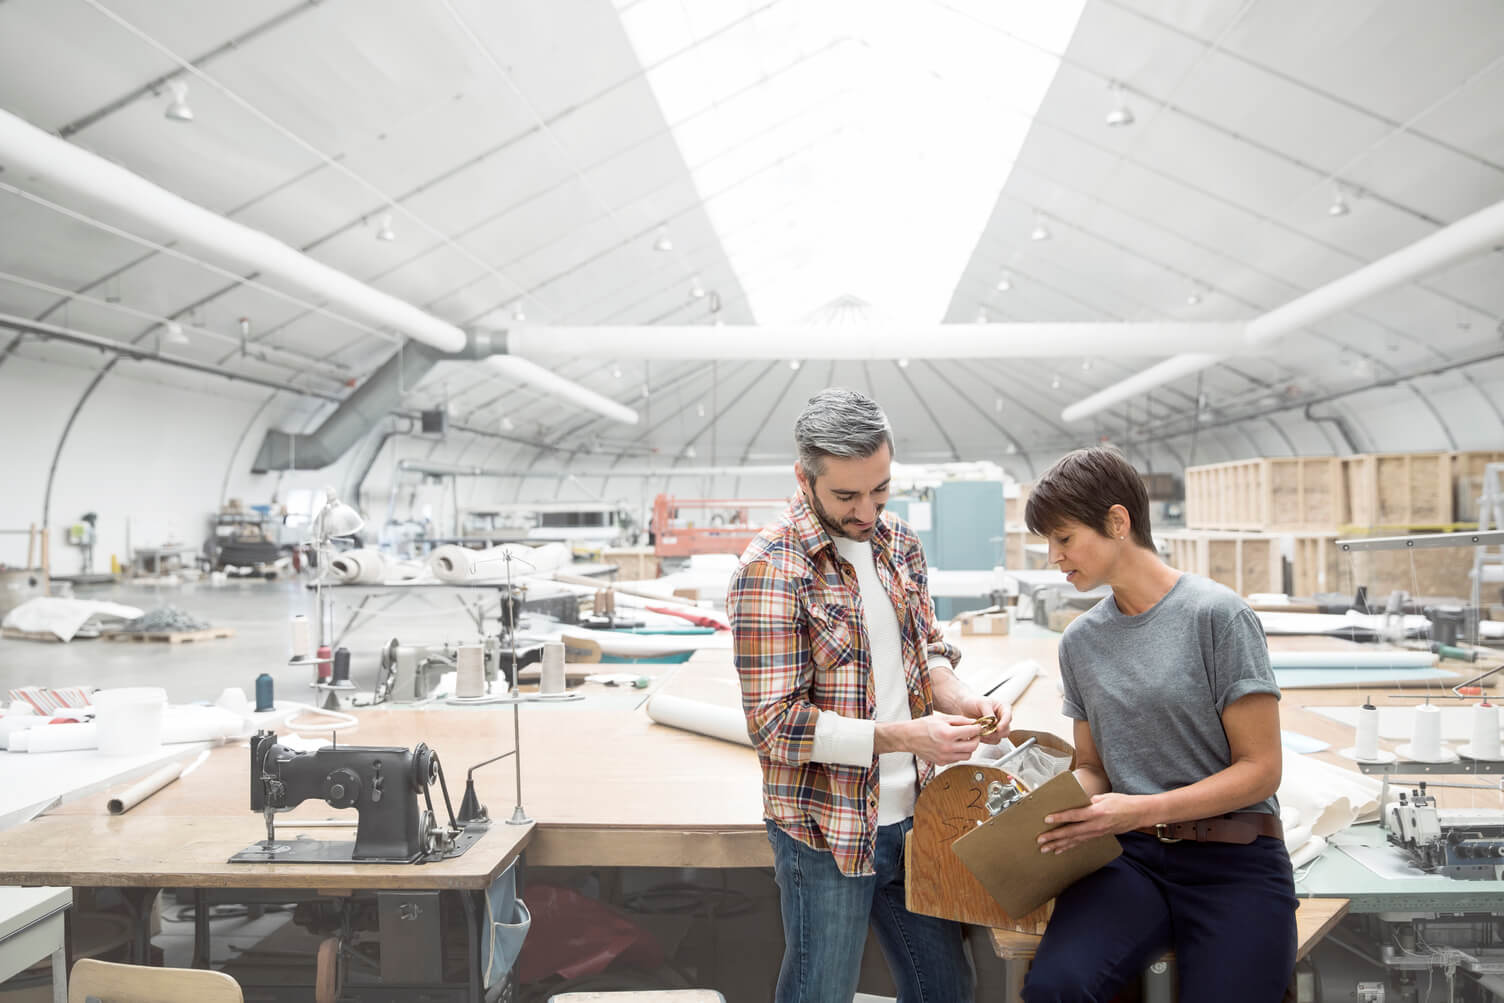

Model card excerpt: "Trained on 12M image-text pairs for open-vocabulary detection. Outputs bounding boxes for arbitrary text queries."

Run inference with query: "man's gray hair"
[794,387,894,478]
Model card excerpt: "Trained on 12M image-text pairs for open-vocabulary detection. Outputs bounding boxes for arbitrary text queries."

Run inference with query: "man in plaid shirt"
[728,387,1009,1002]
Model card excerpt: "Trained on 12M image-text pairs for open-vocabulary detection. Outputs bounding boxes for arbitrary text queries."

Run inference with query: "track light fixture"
[652,228,673,252]
[897,358,909,368]
[995,274,1013,292]
[511,301,525,322]
[1185,290,1202,306]
[1105,81,1134,128]
[161,320,189,345]
[976,308,990,324]
[1327,186,1351,217]
[1050,373,1062,390]
[1030,213,1052,242]
[376,214,396,242]
[164,81,194,122]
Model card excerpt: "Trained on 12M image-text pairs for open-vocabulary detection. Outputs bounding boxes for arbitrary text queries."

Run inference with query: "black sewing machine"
[228,730,490,865]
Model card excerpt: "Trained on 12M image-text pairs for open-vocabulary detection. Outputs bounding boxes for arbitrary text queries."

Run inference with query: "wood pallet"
[1,628,86,643]
[103,627,235,644]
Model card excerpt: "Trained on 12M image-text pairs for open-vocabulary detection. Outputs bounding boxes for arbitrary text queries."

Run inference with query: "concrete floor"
[1,577,510,705]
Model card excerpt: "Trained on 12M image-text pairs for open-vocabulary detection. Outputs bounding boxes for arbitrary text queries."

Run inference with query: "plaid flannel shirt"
[727,492,960,876]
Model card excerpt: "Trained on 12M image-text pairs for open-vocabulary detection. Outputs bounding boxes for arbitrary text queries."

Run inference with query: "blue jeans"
[1022,833,1297,1003]
[766,818,973,1003]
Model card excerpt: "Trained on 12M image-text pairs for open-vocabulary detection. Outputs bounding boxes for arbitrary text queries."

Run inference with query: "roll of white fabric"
[644,693,753,747]
[329,549,387,584]
[7,722,98,752]
[430,543,572,583]
[1268,650,1435,669]
[6,706,242,752]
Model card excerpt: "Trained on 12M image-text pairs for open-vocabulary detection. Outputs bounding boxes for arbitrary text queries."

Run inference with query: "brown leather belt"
[1134,812,1283,845]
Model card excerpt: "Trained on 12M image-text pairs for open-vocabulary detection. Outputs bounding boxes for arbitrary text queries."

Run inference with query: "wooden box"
[1163,531,1283,596]
[1340,451,1504,529]
[1004,528,1048,571]
[1184,458,1342,531]
[1290,534,1342,598]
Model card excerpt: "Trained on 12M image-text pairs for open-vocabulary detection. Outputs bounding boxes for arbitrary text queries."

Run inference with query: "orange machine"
[650,495,786,558]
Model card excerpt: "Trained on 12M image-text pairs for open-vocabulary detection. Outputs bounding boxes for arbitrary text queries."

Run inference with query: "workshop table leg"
[121,888,158,965]
[461,889,481,1003]
[191,889,210,968]
[49,945,65,1003]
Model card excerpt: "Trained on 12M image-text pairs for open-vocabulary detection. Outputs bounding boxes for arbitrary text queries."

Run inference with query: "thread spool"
[540,642,566,695]
[1461,701,1502,761]
[456,644,486,699]
[332,647,351,684]
[254,674,274,712]
[1396,703,1453,762]
[315,645,333,684]
[1340,695,1395,763]
[1355,701,1380,760]
[290,615,311,659]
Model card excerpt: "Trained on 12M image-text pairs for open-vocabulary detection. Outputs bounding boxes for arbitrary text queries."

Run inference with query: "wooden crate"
[602,548,660,581]
[1290,534,1342,597]
[1004,482,1032,529]
[1339,539,1478,600]
[1004,528,1048,570]
[1184,458,1342,531]
[1452,451,1504,523]
[1341,453,1452,528]
[1163,531,1283,596]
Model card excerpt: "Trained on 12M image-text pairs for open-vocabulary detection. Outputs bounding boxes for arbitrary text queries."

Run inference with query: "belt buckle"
[1154,823,1182,844]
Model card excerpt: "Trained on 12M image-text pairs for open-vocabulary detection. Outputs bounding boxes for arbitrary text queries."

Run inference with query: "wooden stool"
[548,993,726,1002]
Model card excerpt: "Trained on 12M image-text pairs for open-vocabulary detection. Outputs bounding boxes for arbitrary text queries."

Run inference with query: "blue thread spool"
[254,672,275,712]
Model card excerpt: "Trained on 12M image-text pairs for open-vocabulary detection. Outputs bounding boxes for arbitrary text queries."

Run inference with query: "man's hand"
[952,694,1010,745]
[1036,793,1148,854]
[876,714,982,765]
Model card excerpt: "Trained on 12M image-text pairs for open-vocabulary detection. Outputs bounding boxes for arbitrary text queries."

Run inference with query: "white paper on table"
[1280,730,1330,754]
[1336,842,1433,880]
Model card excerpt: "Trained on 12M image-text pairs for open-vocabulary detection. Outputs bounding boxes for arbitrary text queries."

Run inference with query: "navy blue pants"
[1022,832,1297,1003]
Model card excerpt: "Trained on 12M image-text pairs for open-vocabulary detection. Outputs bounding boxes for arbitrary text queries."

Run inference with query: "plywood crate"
[1163,531,1283,596]
[1184,458,1342,531]
[1290,534,1342,597]
[1004,528,1048,570]
[1341,453,1452,528]
[1453,451,1504,523]
[1004,482,1032,529]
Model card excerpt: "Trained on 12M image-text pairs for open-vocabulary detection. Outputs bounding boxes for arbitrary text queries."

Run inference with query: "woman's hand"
[1036,793,1148,854]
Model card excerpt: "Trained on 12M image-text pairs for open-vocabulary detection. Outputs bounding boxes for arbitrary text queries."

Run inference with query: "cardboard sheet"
[950,771,1121,918]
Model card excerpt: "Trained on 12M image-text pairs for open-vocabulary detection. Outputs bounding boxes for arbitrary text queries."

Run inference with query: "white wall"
[0,346,363,571]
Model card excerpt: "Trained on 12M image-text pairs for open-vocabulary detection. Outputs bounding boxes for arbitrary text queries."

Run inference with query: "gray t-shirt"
[1058,573,1281,816]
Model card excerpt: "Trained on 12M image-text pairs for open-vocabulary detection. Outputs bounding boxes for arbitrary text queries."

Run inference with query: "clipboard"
[949,771,1122,918]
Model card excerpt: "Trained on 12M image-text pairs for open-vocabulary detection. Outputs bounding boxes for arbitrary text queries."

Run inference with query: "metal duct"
[1060,197,1504,422]
[504,323,1250,360]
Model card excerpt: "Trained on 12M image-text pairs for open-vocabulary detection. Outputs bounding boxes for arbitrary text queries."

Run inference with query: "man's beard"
[806,485,883,541]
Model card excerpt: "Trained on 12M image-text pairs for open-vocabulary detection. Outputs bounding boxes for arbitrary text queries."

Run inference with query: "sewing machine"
[228,731,489,864]
[1387,783,1504,881]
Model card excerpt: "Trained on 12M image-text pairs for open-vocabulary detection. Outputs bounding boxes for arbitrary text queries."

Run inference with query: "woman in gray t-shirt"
[1018,446,1297,1003]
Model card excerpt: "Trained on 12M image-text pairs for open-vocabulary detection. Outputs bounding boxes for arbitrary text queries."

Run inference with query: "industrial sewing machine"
[228,730,489,864]
[1387,782,1504,881]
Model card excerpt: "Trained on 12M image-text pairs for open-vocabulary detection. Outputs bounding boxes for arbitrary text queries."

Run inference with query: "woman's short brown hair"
[1024,446,1155,550]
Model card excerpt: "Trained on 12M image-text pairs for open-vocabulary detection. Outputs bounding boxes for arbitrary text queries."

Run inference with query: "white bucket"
[92,687,167,756]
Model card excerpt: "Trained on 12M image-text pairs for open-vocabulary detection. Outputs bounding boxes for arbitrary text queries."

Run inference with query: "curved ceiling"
[1,0,1502,477]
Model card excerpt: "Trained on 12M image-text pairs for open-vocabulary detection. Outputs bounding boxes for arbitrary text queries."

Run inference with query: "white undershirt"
[812,537,916,824]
